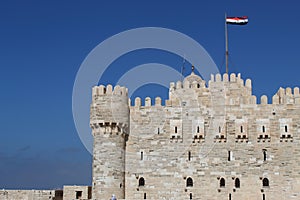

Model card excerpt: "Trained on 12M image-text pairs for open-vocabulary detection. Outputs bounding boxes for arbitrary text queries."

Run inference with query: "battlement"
[92,84,128,97]
[208,73,252,89]
[272,87,300,104]
[131,97,163,107]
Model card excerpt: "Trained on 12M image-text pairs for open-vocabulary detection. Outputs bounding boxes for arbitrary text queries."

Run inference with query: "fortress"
[90,70,300,200]
[1,70,300,200]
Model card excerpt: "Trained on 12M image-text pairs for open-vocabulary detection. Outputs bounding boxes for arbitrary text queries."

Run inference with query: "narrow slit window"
[144,193,147,199]
[228,151,231,161]
[175,126,178,133]
[157,128,160,134]
[285,125,288,132]
[240,126,243,133]
[197,126,200,133]
[263,150,267,161]
[188,151,191,161]
[263,194,265,200]
[235,178,240,188]
[190,193,192,200]
[262,126,265,133]
[220,178,225,187]
[219,126,221,133]
[141,152,143,160]
[229,193,231,200]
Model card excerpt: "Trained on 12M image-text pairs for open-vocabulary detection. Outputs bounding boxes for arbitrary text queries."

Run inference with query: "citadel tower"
[90,85,129,199]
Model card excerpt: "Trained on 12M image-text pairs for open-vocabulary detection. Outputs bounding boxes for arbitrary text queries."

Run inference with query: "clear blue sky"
[1,0,300,189]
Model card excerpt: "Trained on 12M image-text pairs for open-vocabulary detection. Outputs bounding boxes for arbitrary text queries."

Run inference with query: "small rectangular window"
[228,151,231,161]
[175,126,178,133]
[76,191,82,199]
[141,152,143,160]
[144,193,146,199]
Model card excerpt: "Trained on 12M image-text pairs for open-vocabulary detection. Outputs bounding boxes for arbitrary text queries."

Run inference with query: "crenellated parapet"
[131,97,163,108]
[92,84,128,100]
[272,87,300,104]
[208,73,252,90]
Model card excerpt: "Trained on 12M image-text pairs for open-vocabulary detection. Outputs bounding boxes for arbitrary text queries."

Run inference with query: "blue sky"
[1,0,300,189]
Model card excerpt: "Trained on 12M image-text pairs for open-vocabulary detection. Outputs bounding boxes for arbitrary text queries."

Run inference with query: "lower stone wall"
[0,190,55,200]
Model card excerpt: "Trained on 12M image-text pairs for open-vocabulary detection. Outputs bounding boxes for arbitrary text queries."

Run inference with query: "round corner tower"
[90,84,129,200]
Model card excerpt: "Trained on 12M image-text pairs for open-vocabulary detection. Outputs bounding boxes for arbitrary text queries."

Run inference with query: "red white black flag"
[226,16,248,25]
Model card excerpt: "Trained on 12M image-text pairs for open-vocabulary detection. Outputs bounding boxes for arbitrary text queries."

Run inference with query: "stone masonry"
[91,71,300,200]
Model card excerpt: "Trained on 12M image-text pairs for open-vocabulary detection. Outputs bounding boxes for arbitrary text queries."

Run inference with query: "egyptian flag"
[226,16,248,25]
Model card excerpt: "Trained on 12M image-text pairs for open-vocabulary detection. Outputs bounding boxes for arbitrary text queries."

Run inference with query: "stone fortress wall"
[91,72,300,200]
[2,72,300,200]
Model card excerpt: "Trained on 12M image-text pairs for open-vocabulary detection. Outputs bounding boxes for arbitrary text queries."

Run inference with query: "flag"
[226,16,248,25]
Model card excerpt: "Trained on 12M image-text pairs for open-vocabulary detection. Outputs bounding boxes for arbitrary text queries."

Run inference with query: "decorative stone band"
[90,121,128,136]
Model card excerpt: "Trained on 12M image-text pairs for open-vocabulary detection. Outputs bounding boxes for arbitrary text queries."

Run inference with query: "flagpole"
[225,13,229,74]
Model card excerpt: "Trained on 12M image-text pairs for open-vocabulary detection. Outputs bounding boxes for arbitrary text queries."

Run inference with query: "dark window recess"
[76,191,82,199]
[228,151,231,161]
[240,126,243,133]
[144,193,147,199]
[263,150,267,161]
[262,178,269,187]
[262,126,265,133]
[220,178,225,187]
[229,193,231,200]
[141,152,143,160]
[186,177,193,187]
[197,126,200,133]
[188,151,191,161]
[190,193,193,200]
[285,125,288,132]
[175,126,178,133]
[219,126,221,133]
[263,194,266,200]
[139,177,145,186]
[235,178,240,188]
[158,128,160,134]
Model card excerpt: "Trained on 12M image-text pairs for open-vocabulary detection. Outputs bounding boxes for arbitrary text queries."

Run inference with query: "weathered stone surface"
[91,72,300,200]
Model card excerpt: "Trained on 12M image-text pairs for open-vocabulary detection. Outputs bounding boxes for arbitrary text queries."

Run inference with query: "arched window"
[235,178,240,188]
[139,177,145,186]
[263,149,267,161]
[220,178,225,187]
[186,177,193,187]
[262,178,269,187]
